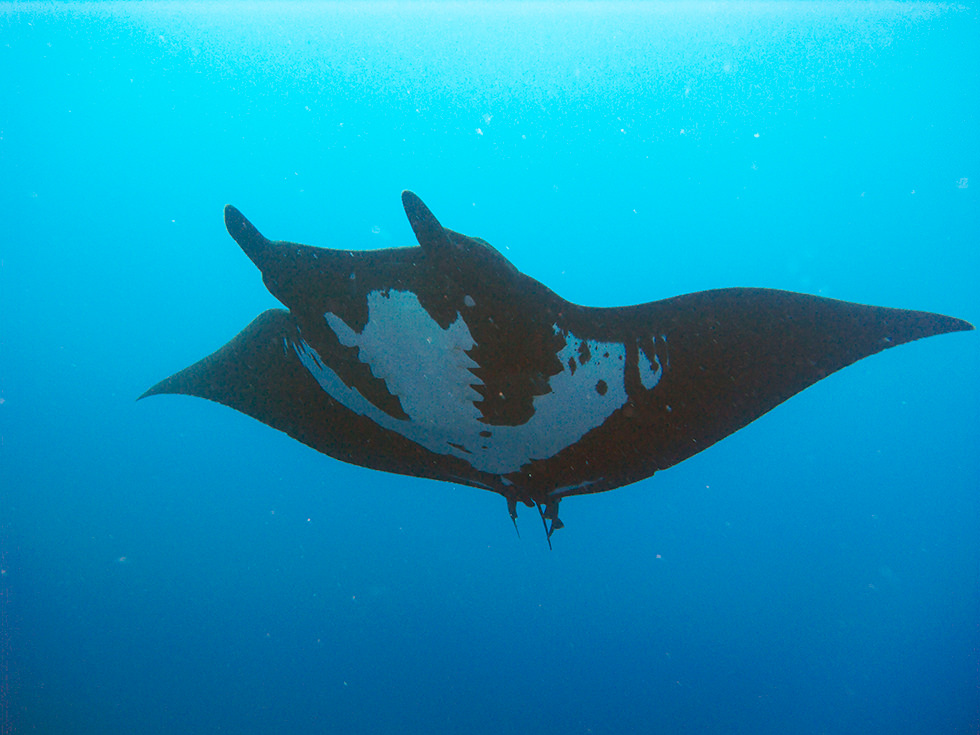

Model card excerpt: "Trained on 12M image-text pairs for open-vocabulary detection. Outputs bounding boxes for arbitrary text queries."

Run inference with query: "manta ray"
[142,192,973,545]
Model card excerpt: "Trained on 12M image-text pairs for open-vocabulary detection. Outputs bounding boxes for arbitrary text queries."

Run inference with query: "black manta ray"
[142,192,973,545]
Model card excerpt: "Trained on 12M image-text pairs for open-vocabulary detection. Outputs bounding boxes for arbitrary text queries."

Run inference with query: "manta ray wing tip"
[924,312,974,338]
[137,380,168,402]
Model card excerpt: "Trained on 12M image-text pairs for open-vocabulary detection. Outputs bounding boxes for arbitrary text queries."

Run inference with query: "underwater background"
[2,2,978,733]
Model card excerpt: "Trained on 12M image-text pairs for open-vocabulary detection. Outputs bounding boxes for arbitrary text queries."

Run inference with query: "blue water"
[2,2,978,733]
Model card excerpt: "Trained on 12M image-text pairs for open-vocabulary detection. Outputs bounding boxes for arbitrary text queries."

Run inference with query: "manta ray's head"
[224,192,531,320]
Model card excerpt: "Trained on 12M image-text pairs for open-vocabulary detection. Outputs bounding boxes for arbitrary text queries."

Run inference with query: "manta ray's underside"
[142,192,973,545]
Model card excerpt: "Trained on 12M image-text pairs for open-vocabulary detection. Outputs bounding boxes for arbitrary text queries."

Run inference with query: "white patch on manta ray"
[638,340,665,390]
[293,289,637,475]
[324,290,484,431]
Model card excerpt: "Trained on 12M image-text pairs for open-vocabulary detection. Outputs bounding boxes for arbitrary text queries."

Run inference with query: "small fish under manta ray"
[142,191,973,547]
